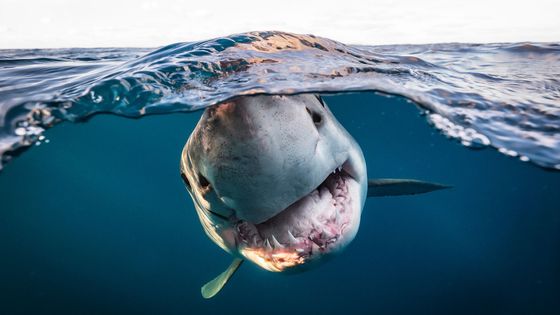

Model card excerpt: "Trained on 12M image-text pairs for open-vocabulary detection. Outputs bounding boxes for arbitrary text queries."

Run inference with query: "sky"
[1,0,559,48]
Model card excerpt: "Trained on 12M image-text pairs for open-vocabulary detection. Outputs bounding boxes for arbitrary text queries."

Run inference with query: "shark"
[179,94,448,298]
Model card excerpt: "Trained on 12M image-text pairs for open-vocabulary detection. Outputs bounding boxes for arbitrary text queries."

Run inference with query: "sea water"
[0,31,559,314]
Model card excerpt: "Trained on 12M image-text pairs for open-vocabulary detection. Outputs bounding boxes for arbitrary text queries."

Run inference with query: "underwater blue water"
[0,92,559,314]
[0,31,559,314]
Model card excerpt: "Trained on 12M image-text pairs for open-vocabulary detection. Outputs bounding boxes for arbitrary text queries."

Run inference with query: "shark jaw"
[232,160,362,272]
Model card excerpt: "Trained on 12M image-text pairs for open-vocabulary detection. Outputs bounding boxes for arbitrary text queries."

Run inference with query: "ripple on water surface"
[0,32,559,170]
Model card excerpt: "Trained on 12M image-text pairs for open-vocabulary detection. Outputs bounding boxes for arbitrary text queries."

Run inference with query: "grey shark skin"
[180,94,448,298]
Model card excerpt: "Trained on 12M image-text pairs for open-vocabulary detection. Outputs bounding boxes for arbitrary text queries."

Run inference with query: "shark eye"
[306,107,322,125]
[199,173,211,189]
[181,172,192,190]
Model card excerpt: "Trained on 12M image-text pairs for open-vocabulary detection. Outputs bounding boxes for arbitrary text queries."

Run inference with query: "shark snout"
[194,94,353,224]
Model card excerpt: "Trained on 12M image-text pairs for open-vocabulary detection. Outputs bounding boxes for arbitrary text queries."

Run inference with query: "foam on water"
[0,31,559,169]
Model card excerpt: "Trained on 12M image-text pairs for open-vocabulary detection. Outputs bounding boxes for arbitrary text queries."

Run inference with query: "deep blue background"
[1,93,559,314]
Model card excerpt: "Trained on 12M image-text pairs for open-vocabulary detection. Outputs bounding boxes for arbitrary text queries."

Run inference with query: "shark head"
[181,94,367,272]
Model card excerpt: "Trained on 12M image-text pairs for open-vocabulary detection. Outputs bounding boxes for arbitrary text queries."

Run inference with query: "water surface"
[1,31,559,170]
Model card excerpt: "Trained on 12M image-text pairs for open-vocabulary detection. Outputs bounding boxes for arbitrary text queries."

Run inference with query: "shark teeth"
[234,158,357,263]
[270,235,284,248]
[264,238,273,251]
[321,230,335,240]
[330,164,345,177]
[331,165,342,175]
[287,230,298,243]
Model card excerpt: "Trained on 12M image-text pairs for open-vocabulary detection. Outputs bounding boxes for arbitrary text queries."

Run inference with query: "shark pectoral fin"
[201,258,244,299]
[367,179,450,197]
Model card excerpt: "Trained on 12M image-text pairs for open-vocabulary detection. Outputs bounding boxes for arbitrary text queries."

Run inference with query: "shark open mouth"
[234,161,361,272]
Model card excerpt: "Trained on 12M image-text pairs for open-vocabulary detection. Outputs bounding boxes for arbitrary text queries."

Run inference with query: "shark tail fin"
[367,178,450,198]
[201,258,244,299]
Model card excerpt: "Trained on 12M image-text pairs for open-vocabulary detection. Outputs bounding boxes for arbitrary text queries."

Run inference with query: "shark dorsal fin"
[201,258,244,299]
[367,179,450,197]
